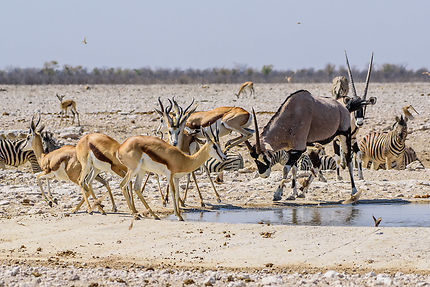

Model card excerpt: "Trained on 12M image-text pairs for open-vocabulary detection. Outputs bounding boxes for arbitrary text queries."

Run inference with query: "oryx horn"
[363,52,373,100]
[344,50,358,99]
[252,108,261,154]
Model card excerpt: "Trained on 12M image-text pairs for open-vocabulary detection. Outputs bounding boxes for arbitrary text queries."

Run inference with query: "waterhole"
[168,202,430,227]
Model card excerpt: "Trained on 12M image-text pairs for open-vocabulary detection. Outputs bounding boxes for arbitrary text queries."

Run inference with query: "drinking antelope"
[117,125,226,221]
[247,87,376,202]
[56,94,80,126]
[235,81,255,98]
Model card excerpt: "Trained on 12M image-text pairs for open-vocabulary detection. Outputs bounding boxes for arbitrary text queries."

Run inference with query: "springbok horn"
[157,97,164,112]
[252,108,261,154]
[344,50,358,99]
[166,99,174,126]
[35,112,41,127]
[183,98,195,115]
[172,97,182,125]
[363,52,373,100]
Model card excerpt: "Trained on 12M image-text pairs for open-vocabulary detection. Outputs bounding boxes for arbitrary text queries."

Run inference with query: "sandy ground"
[1,83,430,285]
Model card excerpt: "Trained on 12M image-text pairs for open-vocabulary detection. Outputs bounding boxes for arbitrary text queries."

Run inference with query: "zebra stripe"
[359,116,408,169]
[297,154,336,171]
[0,138,42,173]
[0,132,62,173]
[204,153,244,173]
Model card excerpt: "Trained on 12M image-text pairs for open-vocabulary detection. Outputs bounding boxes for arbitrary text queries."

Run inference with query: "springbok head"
[246,109,272,178]
[24,112,45,151]
[343,51,377,127]
[155,97,196,146]
[56,94,65,102]
[201,122,227,163]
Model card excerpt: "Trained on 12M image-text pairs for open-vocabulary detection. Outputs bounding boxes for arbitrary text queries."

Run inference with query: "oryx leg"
[339,131,360,202]
[275,150,303,201]
[353,142,364,180]
[333,140,343,180]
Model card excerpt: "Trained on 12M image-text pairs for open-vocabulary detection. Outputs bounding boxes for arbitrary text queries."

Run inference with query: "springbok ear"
[343,96,352,105]
[368,97,377,105]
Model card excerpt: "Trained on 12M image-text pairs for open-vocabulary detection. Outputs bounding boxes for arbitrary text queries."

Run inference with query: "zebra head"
[393,115,408,141]
[344,51,377,128]
[155,97,196,147]
[247,108,272,178]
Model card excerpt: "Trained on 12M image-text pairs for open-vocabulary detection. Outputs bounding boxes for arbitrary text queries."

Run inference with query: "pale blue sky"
[1,0,428,71]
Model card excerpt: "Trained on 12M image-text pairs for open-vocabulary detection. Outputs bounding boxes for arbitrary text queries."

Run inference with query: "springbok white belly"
[89,151,113,174]
[52,162,70,181]
[139,153,170,177]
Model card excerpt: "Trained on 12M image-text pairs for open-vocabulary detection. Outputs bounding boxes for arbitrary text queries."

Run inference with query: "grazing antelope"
[333,52,375,180]
[117,125,227,221]
[185,105,254,152]
[25,115,115,210]
[75,133,137,215]
[56,94,80,126]
[247,86,376,202]
[235,81,255,98]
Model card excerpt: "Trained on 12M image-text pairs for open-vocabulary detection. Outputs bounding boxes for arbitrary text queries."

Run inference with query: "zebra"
[369,146,423,170]
[201,153,244,183]
[359,115,408,170]
[298,154,337,172]
[0,138,40,173]
[0,131,63,173]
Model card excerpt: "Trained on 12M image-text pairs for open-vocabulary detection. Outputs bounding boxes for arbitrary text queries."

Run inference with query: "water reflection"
[170,203,430,227]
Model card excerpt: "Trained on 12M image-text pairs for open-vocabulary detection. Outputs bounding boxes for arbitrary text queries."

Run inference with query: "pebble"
[0,200,10,206]
[323,270,339,278]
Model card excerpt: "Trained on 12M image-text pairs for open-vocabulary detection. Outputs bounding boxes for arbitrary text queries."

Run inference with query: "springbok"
[332,52,375,180]
[56,94,80,126]
[117,125,227,221]
[247,87,376,202]
[75,133,138,215]
[235,81,255,98]
[156,97,218,207]
[157,98,253,204]
[25,115,115,211]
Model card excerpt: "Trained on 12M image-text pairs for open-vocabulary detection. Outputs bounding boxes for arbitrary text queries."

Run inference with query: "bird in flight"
[372,215,382,227]
[82,37,87,45]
